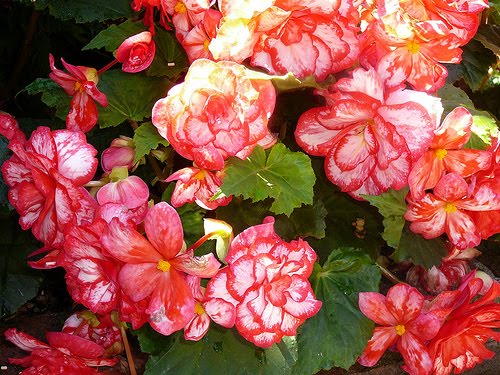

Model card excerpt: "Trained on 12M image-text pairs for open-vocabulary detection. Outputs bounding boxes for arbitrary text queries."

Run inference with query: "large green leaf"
[474,25,500,56]
[274,199,327,241]
[392,224,448,268]
[221,144,315,216]
[133,122,170,163]
[97,70,172,128]
[458,39,497,92]
[44,0,134,23]
[294,248,380,373]
[21,78,71,120]
[363,188,408,249]
[83,20,146,52]
[144,326,295,375]
[146,28,189,79]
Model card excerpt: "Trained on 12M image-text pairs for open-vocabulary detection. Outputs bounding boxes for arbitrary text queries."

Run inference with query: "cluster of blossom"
[358,271,500,375]
[5,311,122,374]
[0,113,321,348]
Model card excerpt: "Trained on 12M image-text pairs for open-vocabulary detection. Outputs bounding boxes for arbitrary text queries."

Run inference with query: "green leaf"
[177,203,206,248]
[83,20,146,52]
[363,188,408,249]
[146,28,189,79]
[221,144,315,216]
[133,324,176,356]
[392,224,448,268]
[466,115,499,150]
[215,198,271,236]
[458,39,497,91]
[97,70,172,128]
[474,25,500,56]
[294,248,380,373]
[144,326,295,375]
[274,199,327,241]
[133,122,169,163]
[21,78,71,120]
[45,0,134,23]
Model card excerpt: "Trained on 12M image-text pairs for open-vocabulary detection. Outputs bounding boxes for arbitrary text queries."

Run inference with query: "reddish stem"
[187,231,223,253]
[97,59,118,75]
[120,325,137,375]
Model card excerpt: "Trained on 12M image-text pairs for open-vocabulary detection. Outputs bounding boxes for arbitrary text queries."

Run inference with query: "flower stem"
[187,231,223,253]
[376,262,404,285]
[120,325,137,375]
[277,340,295,367]
[97,59,118,75]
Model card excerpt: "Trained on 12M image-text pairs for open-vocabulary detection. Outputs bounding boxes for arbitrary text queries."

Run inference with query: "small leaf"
[83,20,146,52]
[146,28,189,79]
[133,122,169,163]
[392,224,448,268]
[465,115,499,150]
[45,0,134,23]
[144,326,295,375]
[221,144,315,216]
[132,324,176,356]
[97,70,172,128]
[20,78,71,120]
[294,248,380,373]
[363,188,408,249]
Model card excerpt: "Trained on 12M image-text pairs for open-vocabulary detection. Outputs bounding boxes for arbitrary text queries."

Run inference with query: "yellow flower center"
[395,324,406,336]
[174,1,186,13]
[444,203,458,214]
[407,40,420,54]
[193,170,207,180]
[435,149,448,160]
[74,81,85,93]
[203,39,210,52]
[194,302,205,316]
[157,260,171,272]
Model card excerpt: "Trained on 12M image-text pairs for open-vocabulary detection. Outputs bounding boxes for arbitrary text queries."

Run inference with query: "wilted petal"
[170,252,221,278]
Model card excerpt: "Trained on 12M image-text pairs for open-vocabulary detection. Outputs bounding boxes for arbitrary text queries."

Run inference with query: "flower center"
[407,40,420,54]
[203,39,210,52]
[174,1,186,13]
[395,324,406,336]
[157,260,171,272]
[74,81,85,93]
[435,149,448,160]
[194,302,205,316]
[444,203,458,214]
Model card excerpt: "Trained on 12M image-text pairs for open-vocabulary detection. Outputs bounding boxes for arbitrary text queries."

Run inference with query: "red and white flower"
[152,59,276,170]
[205,217,322,348]
[116,31,156,73]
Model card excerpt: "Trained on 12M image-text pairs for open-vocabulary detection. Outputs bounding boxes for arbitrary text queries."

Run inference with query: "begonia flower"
[166,166,232,210]
[101,136,138,173]
[116,31,156,73]
[405,172,500,250]
[358,283,441,375]
[0,111,26,144]
[49,54,108,133]
[62,311,123,356]
[426,275,500,375]
[182,9,222,62]
[101,202,221,335]
[4,328,117,374]
[161,0,212,42]
[406,245,481,295]
[408,106,491,200]
[2,126,98,248]
[295,67,442,199]
[204,217,322,348]
[152,59,276,170]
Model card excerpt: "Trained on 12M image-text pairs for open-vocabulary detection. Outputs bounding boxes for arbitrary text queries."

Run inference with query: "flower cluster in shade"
[358,272,500,375]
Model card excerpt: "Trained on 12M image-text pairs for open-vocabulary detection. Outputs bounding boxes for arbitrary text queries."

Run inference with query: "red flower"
[408,107,491,200]
[152,59,276,170]
[205,217,321,348]
[181,9,222,63]
[295,67,442,199]
[166,166,232,210]
[427,276,500,375]
[101,202,221,335]
[116,31,156,73]
[405,173,500,249]
[358,283,441,375]
[4,328,117,374]
[2,126,98,248]
[49,54,108,133]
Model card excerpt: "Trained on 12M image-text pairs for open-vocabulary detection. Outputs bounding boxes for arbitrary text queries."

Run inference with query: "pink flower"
[295,67,442,199]
[101,202,221,335]
[4,328,117,374]
[426,276,500,375]
[161,0,212,42]
[405,173,500,250]
[0,111,26,144]
[100,136,137,173]
[116,31,156,73]
[2,126,98,248]
[408,107,491,200]
[204,217,322,348]
[152,59,276,170]
[49,54,108,133]
[358,283,441,375]
[181,9,222,63]
[166,167,232,210]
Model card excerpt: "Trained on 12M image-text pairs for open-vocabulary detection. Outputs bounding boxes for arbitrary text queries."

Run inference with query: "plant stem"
[120,325,137,375]
[376,262,404,285]
[97,59,118,75]
[187,231,222,253]
[277,340,295,367]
